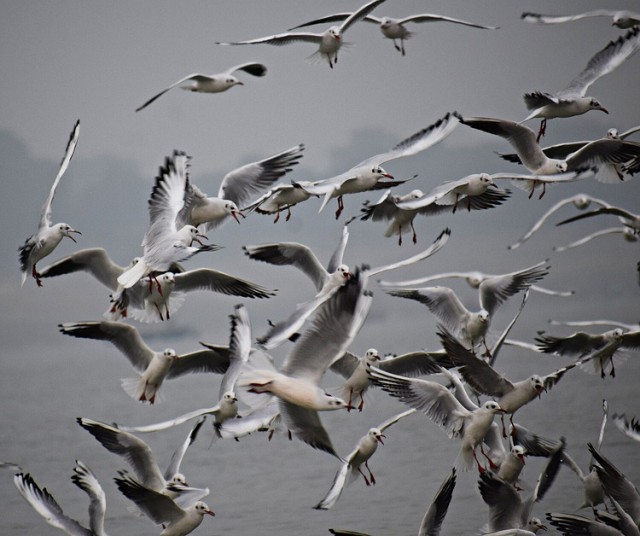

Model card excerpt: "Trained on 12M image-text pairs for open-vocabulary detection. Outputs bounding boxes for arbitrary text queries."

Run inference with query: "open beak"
[231,211,245,224]
[66,229,82,242]
[205,509,215,517]
[193,232,208,246]
[600,107,609,114]
[383,173,394,179]
[377,434,386,445]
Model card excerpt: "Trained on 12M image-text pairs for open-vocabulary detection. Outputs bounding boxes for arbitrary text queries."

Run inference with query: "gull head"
[57,223,82,243]
[368,428,385,445]
[328,26,341,41]
[482,400,505,414]
[226,75,243,88]
[478,309,490,323]
[322,391,348,410]
[194,501,215,517]
[364,348,381,364]
[380,17,394,30]
[336,264,352,282]
[588,98,608,114]
[511,445,526,464]
[222,391,238,405]
[162,348,179,362]
[530,374,546,395]
[170,473,188,486]
[607,128,620,140]
[573,195,593,210]
[466,272,484,288]
[224,201,244,223]
[370,165,394,180]
[183,225,208,246]
[553,160,568,173]
[158,272,176,287]
[528,518,547,532]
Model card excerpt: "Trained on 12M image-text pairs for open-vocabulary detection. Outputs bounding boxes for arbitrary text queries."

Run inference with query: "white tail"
[117,258,148,289]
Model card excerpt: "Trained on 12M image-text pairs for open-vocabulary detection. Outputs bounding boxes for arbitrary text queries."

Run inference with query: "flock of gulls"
[10,1,640,535]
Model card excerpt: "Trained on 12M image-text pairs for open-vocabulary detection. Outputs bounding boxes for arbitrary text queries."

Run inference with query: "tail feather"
[117,259,148,289]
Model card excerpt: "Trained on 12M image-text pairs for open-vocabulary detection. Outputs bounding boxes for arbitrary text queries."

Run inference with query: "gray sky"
[1,1,640,534]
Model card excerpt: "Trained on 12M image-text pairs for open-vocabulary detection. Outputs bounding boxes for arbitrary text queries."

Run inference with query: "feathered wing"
[418,468,457,536]
[40,119,81,229]
[14,471,92,536]
[314,460,351,510]
[279,400,339,457]
[70,461,107,536]
[163,417,206,482]
[135,74,209,112]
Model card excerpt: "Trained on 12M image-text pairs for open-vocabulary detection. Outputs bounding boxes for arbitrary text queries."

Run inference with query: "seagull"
[112,267,276,323]
[215,0,389,68]
[287,11,497,56]
[300,111,461,218]
[588,442,640,527]
[242,181,317,222]
[478,439,565,534]
[379,259,573,297]
[14,460,108,536]
[174,144,305,232]
[560,400,609,511]
[59,320,233,403]
[116,305,256,434]
[498,126,640,183]
[135,62,267,112]
[535,328,640,378]
[612,413,640,443]
[353,179,510,245]
[556,204,640,235]
[236,268,374,456]
[437,327,590,436]
[520,27,640,140]
[385,260,548,355]
[314,408,416,509]
[329,347,442,411]
[367,365,506,471]
[496,445,527,486]
[116,151,220,291]
[462,116,628,195]
[19,119,81,287]
[507,193,612,250]
[251,227,450,349]
[77,417,209,507]
[113,472,214,536]
[522,10,640,29]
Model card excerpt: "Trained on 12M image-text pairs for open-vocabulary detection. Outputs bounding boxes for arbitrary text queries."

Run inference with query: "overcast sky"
[1,1,640,533]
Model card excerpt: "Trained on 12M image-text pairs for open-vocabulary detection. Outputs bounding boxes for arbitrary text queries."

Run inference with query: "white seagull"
[19,119,81,287]
[14,460,108,536]
[288,11,497,56]
[499,126,640,183]
[385,261,548,355]
[116,151,220,291]
[462,116,629,195]
[522,10,640,29]
[242,181,317,222]
[251,227,450,349]
[367,365,506,471]
[113,472,214,536]
[535,328,640,378]
[173,144,304,232]
[314,408,416,509]
[236,268,374,456]
[77,417,209,506]
[135,62,267,112]
[353,180,510,245]
[330,347,442,412]
[215,0,389,68]
[507,193,612,250]
[300,111,461,218]
[116,304,256,434]
[59,320,233,404]
[379,259,572,297]
[478,440,565,534]
[438,327,591,436]
[112,267,276,323]
[520,27,640,139]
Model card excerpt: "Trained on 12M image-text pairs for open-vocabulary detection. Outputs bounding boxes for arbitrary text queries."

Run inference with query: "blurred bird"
[14,460,108,536]
[19,120,81,287]
[522,10,640,29]
[135,62,267,112]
